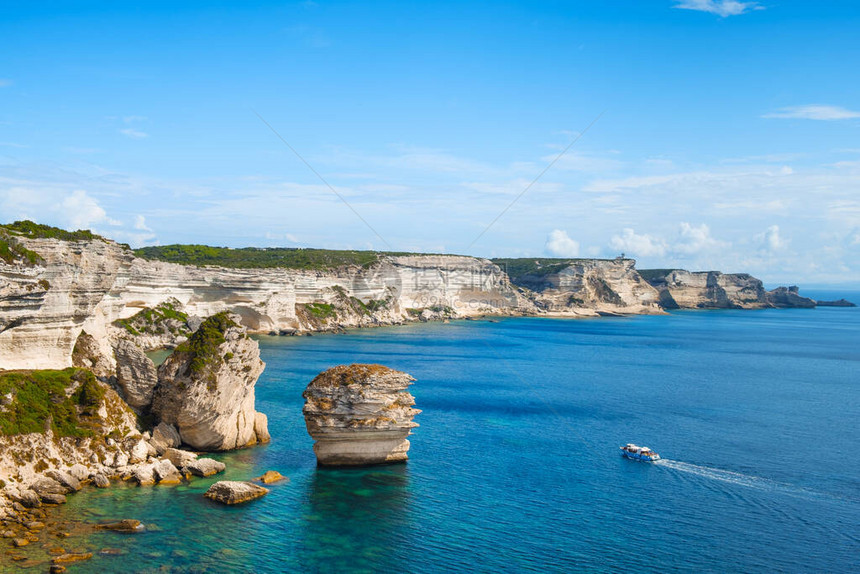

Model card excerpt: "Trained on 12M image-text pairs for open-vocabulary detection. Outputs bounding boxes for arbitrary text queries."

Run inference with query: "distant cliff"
[638,269,821,310]
[0,221,822,372]
[494,257,661,316]
[638,269,768,309]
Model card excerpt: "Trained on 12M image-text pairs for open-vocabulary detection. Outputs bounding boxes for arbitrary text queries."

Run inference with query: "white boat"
[620,443,660,462]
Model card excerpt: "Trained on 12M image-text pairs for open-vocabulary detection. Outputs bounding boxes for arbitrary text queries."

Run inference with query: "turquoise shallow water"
[45,300,860,573]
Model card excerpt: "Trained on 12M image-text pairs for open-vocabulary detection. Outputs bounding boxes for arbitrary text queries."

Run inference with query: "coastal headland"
[0,220,835,567]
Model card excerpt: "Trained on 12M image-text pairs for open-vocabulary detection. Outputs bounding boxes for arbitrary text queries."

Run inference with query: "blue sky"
[2,1,859,285]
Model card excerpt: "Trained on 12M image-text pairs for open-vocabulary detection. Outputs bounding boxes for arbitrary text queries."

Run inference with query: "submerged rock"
[204,481,268,505]
[256,470,287,484]
[95,519,144,533]
[302,364,420,466]
[52,552,93,564]
[151,313,269,451]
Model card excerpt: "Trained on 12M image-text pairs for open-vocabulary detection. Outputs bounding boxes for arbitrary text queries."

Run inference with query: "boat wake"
[654,459,774,490]
[653,459,847,503]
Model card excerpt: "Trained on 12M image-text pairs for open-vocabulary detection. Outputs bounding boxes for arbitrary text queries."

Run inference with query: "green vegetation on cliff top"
[135,244,386,270]
[0,368,104,437]
[1,220,105,242]
[492,258,620,279]
[134,244,457,270]
[174,312,239,377]
[0,233,42,266]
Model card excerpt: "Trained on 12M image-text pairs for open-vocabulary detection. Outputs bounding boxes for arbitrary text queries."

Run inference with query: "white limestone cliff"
[150,313,268,451]
[0,233,813,372]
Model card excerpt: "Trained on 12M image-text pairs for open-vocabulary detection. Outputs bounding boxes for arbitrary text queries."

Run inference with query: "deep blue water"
[51,301,859,573]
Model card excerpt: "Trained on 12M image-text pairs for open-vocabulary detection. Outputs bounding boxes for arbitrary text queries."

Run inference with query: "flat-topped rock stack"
[302,364,420,466]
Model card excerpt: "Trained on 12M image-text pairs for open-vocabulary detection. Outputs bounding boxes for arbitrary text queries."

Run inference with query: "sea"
[43,291,860,573]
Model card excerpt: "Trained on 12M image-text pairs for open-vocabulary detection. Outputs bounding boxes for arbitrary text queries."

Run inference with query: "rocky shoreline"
[0,221,850,570]
[0,310,272,569]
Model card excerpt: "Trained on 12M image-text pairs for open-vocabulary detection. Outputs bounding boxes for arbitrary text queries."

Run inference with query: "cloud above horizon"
[118,115,149,139]
[545,229,580,257]
[3,136,860,284]
[609,223,742,261]
[763,105,860,121]
[674,0,761,17]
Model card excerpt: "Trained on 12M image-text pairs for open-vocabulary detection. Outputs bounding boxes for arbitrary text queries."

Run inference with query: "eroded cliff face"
[0,238,527,370]
[641,269,769,309]
[0,238,133,370]
[0,235,815,372]
[502,258,662,316]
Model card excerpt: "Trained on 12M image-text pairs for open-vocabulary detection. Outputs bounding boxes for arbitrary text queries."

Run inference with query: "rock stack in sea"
[302,364,420,466]
[151,312,269,451]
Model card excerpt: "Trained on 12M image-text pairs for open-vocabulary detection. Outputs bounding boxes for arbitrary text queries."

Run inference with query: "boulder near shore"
[204,481,269,505]
[303,364,420,466]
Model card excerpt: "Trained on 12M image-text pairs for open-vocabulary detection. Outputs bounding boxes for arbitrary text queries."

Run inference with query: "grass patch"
[1,220,106,242]
[134,244,384,270]
[0,230,43,266]
[133,244,458,270]
[0,368,103,437]
[305,302,336,319]
[492,258,581,280]
[114,299,189,336]
[173,312,238,377]
[310,364,395,387]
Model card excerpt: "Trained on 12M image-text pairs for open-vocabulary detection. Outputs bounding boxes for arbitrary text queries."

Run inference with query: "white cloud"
[674,222,728,254]
[134,215,152,231]
[61,190,120,229]
[0,79,12,88]
[674,0,761,17]
[755,225,787,252]
[610,229,667,257]
[120,128,148,139]
[763,105,860,121]
[545,229,580,257]
[609,223,727,260]
[112,215,157,247]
